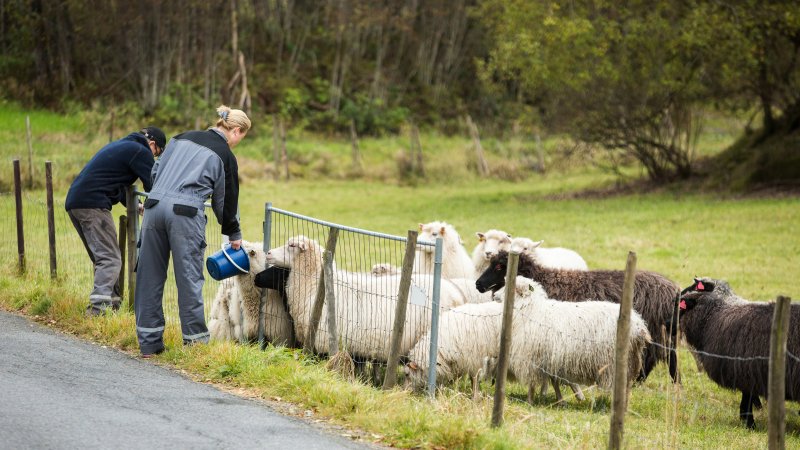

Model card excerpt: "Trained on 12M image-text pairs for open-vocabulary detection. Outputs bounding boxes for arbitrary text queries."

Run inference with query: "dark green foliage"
[1,0,798,186]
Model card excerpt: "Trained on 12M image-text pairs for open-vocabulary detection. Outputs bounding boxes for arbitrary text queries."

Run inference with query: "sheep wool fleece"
[135,128,241,355]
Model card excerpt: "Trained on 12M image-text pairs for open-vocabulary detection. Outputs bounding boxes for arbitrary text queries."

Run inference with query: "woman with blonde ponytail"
[134,105,251,357]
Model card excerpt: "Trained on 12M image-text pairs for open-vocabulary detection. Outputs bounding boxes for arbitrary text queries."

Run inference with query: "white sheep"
[510,237,588,271]
[405,301,504,400]
[501,277,651,398]
[415,221,477,280]
[275,235,467,362]
[208,241,294,346]
[492,280,585,403]
[471,229,513,275]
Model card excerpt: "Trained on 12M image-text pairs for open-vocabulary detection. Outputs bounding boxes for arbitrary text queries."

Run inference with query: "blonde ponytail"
[215,105,251,133]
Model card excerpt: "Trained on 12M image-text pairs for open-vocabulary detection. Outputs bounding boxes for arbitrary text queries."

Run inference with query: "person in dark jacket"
[66,126,166,316]
[135,105,250,357]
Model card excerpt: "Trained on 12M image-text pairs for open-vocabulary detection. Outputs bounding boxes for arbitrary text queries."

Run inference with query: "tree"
[477,0,707,182]
[686,1,800,135]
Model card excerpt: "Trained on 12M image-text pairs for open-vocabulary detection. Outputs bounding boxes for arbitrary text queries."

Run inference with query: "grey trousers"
[68,208,122,311]
[134,198,209,354]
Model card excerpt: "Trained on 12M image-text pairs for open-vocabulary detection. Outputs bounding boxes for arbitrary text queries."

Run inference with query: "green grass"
[1,103,799,448]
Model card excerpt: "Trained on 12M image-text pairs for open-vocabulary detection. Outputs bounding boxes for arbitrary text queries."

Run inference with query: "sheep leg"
[527,384,534,404]
[371,360,383,386]
[739,391,756,429]
[569,383,585,401]
[637,344,658,382]
[667,315,681,384]
[550,377,564,403]
[471,374,480,402]
[752,395,763,410]
[668,347,680,383]
[539,380,549,396]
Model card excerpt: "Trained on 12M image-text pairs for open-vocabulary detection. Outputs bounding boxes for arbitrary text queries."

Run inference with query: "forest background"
[1,0,799,190]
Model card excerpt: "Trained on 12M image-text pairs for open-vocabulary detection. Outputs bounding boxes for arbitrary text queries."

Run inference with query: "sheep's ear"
[407,361,419,371]
[418,223,424,231]
[248,249,256,256]
[531,240,543,249]
[440,226,446,235]
[297,240,307,251]
[679,295,698,312]
[476,232,485,241]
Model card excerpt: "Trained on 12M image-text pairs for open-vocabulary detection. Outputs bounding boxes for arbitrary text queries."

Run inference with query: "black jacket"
[65,133,155,210]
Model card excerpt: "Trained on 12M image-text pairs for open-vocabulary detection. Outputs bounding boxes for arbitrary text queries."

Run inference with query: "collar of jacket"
[125,132,150,148]
[208,127,228,143]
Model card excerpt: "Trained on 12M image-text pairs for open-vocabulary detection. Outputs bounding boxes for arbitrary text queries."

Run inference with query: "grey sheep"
[679,277,800,429]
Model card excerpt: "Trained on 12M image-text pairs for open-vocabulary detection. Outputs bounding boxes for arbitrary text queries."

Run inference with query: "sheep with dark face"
[476,250,680,382]
[679,277,800,429]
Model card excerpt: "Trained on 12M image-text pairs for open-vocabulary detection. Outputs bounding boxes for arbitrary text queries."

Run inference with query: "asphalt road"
[0,311,375,450]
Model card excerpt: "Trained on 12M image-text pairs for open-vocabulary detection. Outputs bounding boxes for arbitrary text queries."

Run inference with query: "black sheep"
[679,277,800,429]
[476,250,680,382]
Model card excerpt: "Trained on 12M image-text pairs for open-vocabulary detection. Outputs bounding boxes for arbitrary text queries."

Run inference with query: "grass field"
[1,103,798,448]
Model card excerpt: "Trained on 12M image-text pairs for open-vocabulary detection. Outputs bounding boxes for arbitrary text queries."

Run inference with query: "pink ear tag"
[696,281,705,291]
[679,300,687,310]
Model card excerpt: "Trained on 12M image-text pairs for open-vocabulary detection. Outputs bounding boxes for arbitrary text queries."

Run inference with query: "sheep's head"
[678,277,721,313]
[475,251,510,293]
[371,263,399,276]
[240,240,267,275]
[509,237,543,254]
[492,276,547,302]
[266,235,315,268]
[476,229,512,261]
[418,221,462,252]
[403,360,427,392]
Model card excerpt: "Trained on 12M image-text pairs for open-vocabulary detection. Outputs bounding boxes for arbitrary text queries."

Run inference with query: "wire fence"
[3,163,798,445]
[260,205,447,388]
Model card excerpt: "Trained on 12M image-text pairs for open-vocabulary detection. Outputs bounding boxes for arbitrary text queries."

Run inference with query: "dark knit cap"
[141,126,167,150]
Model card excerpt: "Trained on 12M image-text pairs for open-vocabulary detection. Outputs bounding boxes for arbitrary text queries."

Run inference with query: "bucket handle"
[221,244,249,274]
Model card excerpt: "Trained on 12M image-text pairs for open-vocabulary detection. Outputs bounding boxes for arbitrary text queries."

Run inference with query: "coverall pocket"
[173,204,198,217]
[143,198,159,209]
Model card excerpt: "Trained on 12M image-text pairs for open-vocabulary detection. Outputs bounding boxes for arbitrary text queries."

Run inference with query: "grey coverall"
[135,128,242,355]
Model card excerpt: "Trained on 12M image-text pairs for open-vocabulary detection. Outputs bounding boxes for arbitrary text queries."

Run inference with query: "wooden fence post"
[465,115,489,177]
[118,215,127,295]
[349,119,362,170]
[535,132,546,173]
[125,186,138,311]
[26,116,34,188]
[45,161,56,279]
[491,251,520,428]
[13,159,25,274]
[272,115,281,181]
[609,251,637,450]
[305,227,339,354]
[383,230,418,389]
[280,118,290,180]
[411,124,424,177]
[323,250,338,356]
[768,295,792,449]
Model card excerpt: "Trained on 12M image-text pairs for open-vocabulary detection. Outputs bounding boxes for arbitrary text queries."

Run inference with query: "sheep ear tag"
[679,299,687,310]
[696,281,705,291]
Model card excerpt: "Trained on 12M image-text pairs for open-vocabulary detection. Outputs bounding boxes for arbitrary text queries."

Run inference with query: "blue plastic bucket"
[206,245,250,281]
